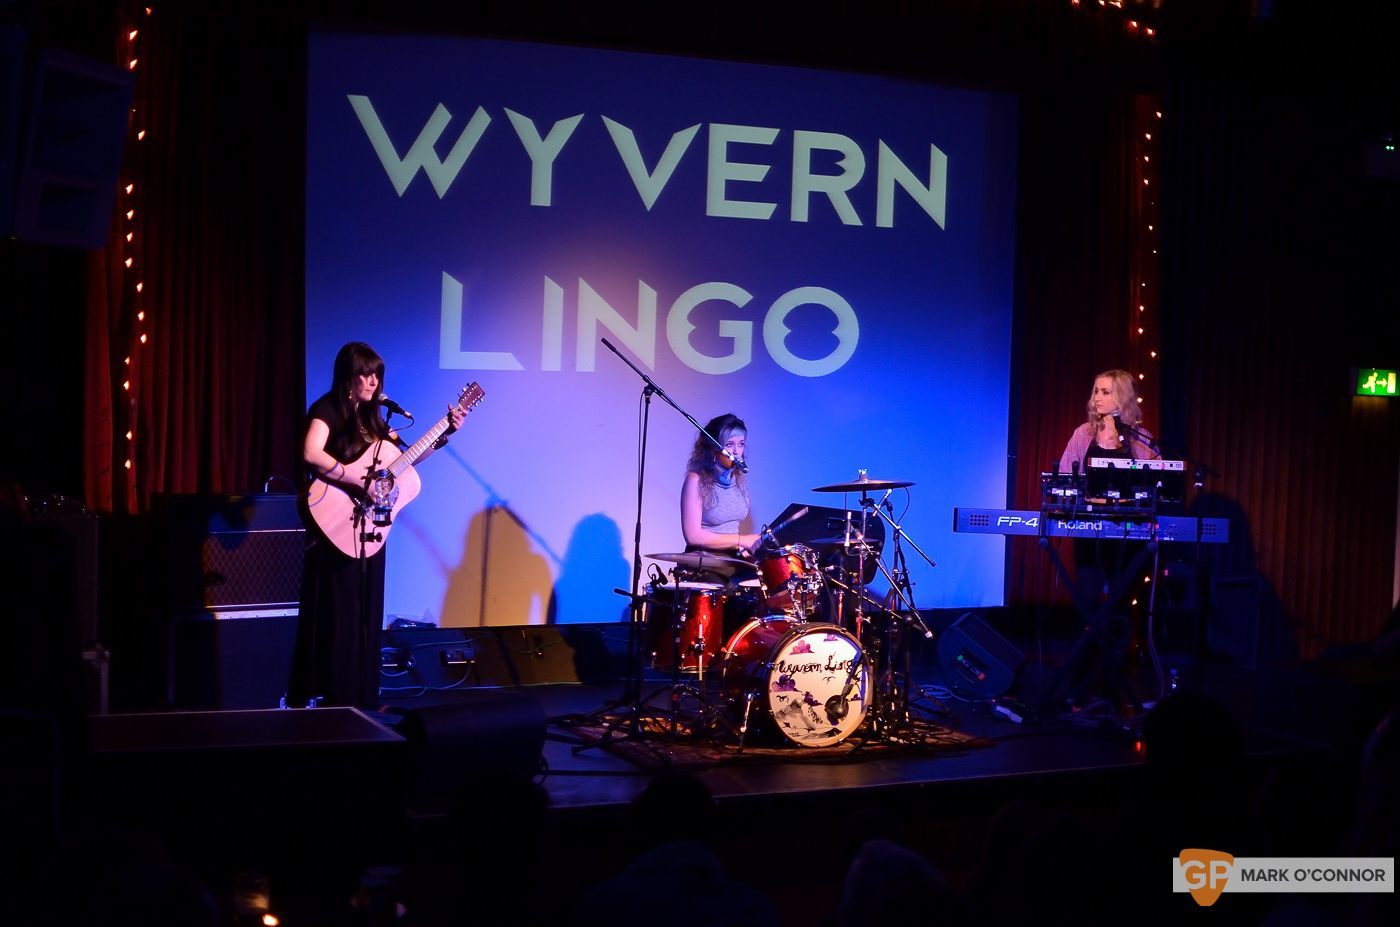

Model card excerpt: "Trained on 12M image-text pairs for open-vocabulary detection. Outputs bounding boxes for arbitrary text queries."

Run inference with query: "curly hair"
[686,413,748,503]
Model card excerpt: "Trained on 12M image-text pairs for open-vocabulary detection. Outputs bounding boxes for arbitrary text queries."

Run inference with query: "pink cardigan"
[1057,421,1159,474]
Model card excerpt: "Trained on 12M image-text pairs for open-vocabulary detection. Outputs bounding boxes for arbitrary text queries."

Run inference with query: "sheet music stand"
[764,502,886,583]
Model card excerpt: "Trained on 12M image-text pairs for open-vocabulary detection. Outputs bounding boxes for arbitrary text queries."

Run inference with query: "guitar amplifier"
[154,494,306,709]
[154,493,305,610]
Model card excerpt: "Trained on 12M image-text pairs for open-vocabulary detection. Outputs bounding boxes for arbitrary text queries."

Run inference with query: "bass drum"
[719,618,869,747]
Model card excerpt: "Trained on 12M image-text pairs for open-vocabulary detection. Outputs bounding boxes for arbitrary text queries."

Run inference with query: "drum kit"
[629,473,937,752]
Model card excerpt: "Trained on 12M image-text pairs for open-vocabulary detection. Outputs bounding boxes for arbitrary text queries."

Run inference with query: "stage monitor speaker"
[11,47,133,248]
[395,690,547,812]
[89,708,407,864]
[938,611,1023,699]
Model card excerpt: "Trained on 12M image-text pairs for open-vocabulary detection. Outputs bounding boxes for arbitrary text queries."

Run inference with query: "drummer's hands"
[738,534,763,558]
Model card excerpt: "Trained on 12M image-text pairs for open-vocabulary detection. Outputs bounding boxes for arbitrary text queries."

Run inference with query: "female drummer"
[680,413,763,556]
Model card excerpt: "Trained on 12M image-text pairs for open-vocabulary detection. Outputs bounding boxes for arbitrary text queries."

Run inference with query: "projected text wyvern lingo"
[349,96,948,228]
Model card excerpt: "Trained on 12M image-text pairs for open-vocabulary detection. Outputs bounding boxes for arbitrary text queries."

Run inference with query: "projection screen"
[305,33,1019,626]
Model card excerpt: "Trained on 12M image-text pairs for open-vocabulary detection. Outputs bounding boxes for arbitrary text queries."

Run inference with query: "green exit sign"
[1355,368,1398,396]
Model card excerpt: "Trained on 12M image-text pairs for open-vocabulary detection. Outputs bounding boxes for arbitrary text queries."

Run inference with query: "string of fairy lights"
[116,5,152,509]
[1064,0,1164,403]
[1135,99,1162,413]
[1069,0,1163,41]
[1067,1,1165,612]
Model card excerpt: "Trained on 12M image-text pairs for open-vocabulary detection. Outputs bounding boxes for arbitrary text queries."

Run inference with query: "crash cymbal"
[811,476,914,493]
[644,551,756,578]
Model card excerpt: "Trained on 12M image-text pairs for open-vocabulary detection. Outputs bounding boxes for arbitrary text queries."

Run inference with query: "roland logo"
[1055,519,1102,532]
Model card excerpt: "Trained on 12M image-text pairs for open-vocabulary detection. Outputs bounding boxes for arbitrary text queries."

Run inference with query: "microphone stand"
[355,435,390,711]
[357,405,412,709]
[1110,414,1219,702]
[573,339,736,753]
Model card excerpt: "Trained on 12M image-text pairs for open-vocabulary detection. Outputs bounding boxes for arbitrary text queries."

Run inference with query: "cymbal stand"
[855,489,936,739]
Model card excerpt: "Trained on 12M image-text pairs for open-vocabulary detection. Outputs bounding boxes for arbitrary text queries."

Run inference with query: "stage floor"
[381,653,1338,815]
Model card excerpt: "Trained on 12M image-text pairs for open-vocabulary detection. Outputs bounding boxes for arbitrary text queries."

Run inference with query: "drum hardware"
[735,690,759,753]
[800,471,939,743]
[755,543,827,619]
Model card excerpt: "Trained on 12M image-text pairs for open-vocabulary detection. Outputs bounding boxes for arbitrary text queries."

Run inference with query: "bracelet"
[431,435,449,450]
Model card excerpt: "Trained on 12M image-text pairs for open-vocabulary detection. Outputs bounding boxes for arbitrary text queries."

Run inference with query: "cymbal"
[645,551,755,578]
[811,476,914,493]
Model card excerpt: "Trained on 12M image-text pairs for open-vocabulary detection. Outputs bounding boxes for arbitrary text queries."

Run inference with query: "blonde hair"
[1084,368,1143,437]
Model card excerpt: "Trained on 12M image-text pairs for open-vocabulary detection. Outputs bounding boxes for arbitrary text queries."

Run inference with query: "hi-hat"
[645,551,755,578]
[811,476,914,493]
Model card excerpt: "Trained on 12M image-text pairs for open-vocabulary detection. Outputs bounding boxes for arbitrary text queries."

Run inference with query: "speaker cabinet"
[155,493,305,611]
[155,494,305,709]
[938,611,1023,699]
[29,509,100,645]
[170,609,299,709]
[1208,573,1262,670]
[0,28,23,233]
[11,48,133,247]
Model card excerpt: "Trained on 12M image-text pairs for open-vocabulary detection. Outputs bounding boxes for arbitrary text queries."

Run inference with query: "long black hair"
[327,341,392,447]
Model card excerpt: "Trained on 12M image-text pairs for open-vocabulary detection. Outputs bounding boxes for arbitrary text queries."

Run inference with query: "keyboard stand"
[1032,509,1159,727]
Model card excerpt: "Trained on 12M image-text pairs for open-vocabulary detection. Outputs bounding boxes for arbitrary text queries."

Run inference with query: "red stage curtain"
[84,4,306,513]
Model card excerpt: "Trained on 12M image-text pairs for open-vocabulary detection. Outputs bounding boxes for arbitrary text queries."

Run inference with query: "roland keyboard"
[953,508,1229,544]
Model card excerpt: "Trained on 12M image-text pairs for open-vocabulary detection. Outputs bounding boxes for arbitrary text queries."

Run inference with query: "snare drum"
[719,617,869,747]
[757,544,822,614]
[644,581,726,672]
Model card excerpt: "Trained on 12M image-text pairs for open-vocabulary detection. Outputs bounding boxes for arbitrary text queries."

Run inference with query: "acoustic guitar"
[305,382,485,557]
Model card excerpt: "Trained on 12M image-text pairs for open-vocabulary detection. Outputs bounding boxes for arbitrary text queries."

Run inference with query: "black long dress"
[286,393,388,709]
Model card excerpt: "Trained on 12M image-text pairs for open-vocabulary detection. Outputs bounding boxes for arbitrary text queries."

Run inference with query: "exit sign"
[1355,368,1398,397]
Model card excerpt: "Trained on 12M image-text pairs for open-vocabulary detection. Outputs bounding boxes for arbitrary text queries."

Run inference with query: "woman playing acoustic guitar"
[288,341,466,709]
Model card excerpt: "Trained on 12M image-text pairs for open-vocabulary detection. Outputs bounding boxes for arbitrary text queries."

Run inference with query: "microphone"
[1109,409,1142,443]
[825,645,866,724]
[377,395,413,420]
[719,447,749,473]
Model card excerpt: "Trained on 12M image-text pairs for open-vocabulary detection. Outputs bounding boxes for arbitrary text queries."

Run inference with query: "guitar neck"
[390,414,453,475]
